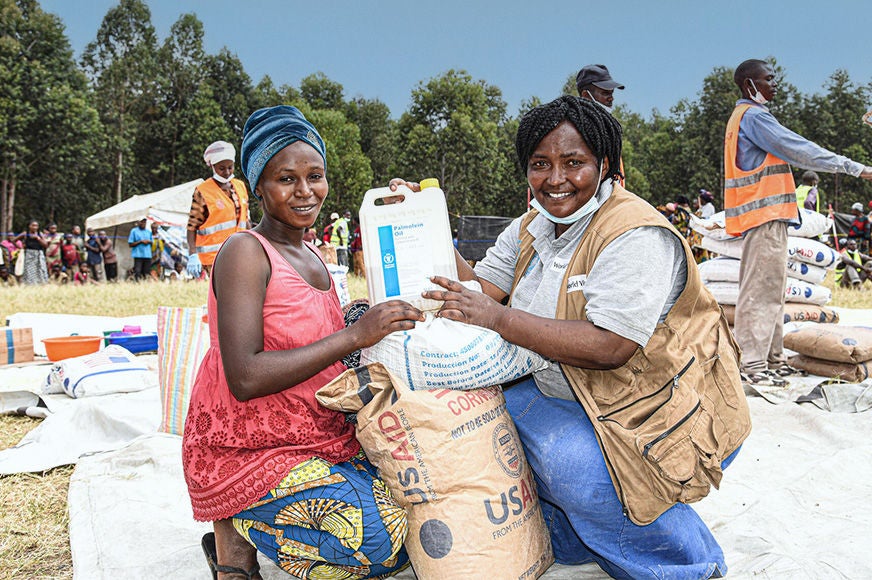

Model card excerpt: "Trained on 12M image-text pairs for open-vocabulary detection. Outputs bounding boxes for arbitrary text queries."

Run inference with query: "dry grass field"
[0,272,869,579]
[0,275,367,580]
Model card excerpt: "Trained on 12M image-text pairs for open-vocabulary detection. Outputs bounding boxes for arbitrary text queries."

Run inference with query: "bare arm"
[423,276,637,369]
[215,234,424,401]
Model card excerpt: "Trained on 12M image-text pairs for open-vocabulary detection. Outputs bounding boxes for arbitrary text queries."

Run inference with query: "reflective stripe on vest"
[723,104,797,236]
[795,184,820,212]
[197,219,238,237]
[195,178,249,267]
[196,243,223,254]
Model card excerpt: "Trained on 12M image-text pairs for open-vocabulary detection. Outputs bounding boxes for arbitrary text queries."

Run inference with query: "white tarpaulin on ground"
[2,310,872,579]
[84,179,201,278]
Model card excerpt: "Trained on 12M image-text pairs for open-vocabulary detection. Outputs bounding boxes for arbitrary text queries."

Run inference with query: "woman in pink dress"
[182,105,423,580]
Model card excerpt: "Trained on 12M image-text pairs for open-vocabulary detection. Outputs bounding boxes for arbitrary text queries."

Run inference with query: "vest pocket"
[595,356,725,508]
[597,357,695,429]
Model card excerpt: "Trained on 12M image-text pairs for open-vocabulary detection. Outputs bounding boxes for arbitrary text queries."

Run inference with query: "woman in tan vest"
[406,95,749,579]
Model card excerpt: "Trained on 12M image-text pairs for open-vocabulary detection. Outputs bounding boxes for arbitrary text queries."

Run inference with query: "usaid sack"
[785,279,831,305]
[788,209,833,238]
[316,364,553,580]
[43,344,155,398]
[361,314,547,391]
[700,235,744,260]
[698,257,741,283]
[787,236,840,269]
[786,259,827,284]
[784,324,872,363]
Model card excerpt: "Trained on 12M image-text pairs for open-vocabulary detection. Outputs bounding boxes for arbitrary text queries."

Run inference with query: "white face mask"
[585,90,613,114]
[529,161,605,225]
[212,172,234,184]
[748,80,769,105]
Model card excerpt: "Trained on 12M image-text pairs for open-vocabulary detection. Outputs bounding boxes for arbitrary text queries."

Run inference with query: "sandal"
[741,370,788,387]
[201,532,261,580]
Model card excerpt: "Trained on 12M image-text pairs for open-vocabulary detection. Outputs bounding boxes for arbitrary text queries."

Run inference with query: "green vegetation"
[3,0,872,239]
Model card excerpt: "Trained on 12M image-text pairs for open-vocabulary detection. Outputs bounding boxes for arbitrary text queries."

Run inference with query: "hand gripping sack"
[316,364,554,580]
[361,314,547,391]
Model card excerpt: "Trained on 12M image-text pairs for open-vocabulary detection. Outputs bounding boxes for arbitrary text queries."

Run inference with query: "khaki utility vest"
[511,185,751,525]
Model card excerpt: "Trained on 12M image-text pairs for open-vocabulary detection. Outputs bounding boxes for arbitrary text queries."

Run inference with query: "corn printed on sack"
[316,363,553,580]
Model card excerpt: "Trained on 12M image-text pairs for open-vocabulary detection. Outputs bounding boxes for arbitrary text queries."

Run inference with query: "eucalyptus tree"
[0,0,103,233]
[81,0,157,202]
[345,97,397,188]
[393,70,517,218]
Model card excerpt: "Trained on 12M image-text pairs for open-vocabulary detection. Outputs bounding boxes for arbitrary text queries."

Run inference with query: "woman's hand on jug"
[388,178,420,192]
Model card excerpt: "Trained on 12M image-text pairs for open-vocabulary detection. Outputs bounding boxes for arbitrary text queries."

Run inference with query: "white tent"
[85,179,202,278]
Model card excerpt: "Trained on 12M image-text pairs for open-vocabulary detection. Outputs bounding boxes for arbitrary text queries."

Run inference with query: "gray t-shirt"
[474,181,688,399]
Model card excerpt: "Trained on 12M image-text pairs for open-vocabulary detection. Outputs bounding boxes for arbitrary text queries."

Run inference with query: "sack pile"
[784,325,872,383]
[693,210,837,311]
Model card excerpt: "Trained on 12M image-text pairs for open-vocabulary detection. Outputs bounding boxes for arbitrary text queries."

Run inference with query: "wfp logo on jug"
[382,252,396,269]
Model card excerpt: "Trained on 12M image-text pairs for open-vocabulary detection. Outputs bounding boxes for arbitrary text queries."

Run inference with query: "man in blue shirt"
[128,218,153,281]
[728,59,872,388]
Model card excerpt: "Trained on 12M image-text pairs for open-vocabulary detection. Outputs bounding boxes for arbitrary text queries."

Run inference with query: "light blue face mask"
[529,160,604,225]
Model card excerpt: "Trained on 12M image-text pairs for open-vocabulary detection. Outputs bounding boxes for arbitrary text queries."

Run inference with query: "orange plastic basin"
[42,336,103,361]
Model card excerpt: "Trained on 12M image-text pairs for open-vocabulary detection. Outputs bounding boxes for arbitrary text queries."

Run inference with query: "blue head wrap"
[240,105,326,196]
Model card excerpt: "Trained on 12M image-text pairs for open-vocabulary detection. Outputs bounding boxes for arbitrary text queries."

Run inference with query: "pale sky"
[41,0,872,118]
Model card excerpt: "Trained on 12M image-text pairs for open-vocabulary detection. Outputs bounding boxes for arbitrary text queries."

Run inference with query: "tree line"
[3,0,871,236]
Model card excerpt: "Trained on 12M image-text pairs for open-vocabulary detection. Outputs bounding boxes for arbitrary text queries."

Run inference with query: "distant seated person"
[835,238,872,288]
[73,262,99,285]
[166,260,192,282]
[847,202,871,251]
[49,263,69,285]
[0,261,17,286]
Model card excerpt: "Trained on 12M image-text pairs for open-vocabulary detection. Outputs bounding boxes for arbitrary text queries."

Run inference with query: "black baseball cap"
[576,64,625,91]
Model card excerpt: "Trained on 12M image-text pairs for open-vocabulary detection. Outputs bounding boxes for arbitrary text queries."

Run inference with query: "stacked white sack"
[693,209,836,306]
[703,274,831,306]
[690,209,833,241]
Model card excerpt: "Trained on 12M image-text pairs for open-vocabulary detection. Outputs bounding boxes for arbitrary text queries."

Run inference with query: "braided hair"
[515,95,623,182]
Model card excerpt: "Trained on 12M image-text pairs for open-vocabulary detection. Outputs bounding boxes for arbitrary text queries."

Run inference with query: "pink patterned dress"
[182,230,359,522]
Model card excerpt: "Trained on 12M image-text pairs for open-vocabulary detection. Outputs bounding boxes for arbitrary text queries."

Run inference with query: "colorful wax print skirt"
[232,451,409,579]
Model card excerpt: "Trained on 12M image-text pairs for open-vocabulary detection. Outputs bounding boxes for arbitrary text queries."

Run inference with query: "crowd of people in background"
[656,189,718,263]
[0,219,193,286]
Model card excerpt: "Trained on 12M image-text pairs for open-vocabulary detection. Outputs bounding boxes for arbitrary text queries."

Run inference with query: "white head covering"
[203,141,236,167]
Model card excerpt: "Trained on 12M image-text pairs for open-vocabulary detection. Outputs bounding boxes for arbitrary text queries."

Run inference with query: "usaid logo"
[492,421,522,478]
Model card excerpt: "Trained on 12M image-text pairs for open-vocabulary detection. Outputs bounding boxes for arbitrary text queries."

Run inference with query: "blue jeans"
[505,377,736,580]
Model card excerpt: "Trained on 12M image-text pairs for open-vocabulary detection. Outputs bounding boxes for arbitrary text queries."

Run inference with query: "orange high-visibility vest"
[723,104,797,236]
[195,178,250,266]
